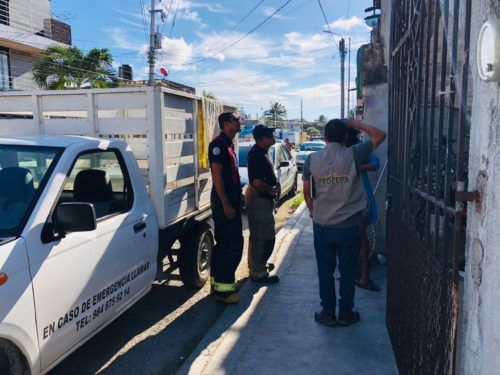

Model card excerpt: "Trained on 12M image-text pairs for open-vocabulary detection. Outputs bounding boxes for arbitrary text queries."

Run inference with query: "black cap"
[253,124,276,141]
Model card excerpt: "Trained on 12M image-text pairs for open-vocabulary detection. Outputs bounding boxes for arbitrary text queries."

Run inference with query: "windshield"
[0,145,62,238]
[300,143,325,152]
[238,146,275,167]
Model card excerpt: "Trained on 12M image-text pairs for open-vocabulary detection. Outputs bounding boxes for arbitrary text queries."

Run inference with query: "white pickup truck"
[0,87,235,374]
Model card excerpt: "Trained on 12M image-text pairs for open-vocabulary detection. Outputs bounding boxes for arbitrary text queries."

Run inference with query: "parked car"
[295,141,326,171]
[238,142,298,203]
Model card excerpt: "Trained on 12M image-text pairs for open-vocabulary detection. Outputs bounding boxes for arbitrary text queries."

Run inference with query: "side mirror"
[279,161,290,168]
[56,202,97,235]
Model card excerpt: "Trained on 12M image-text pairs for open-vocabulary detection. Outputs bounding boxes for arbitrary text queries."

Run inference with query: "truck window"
[60,150,133,219]
[0,145,62,238]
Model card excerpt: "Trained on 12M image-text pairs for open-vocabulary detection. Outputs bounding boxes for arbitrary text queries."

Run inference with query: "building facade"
[0,0,71,90]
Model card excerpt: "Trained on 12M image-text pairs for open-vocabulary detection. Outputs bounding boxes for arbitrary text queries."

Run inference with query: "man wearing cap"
[209,112,243,304]
[245,124,280,283]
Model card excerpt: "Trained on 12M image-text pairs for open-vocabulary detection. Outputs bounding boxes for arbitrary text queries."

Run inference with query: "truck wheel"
[179,223,214,288]
[0,340,29,375]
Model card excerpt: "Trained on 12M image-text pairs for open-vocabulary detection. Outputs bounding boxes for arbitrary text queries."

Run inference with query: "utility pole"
[347,36,351,118]
[339,38,347,118]
[300,98,304,142]
[148,1,165,86]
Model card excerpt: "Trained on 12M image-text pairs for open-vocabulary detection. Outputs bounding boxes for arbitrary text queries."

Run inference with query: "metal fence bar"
[386,0,471,373]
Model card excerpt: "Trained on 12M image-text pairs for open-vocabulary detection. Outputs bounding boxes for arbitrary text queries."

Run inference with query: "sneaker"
[213,291,240,304]
[250,275,280,284]
[337,310,361,327]
[314,311,337,327]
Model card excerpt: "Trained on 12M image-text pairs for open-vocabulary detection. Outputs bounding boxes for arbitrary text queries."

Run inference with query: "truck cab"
[0,136,158,374]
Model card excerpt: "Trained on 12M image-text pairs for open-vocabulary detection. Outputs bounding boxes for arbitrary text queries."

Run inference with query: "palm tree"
[33,45,117,89]
[263,102,287,128]
[317,114,327,124]
[202,90,216,99]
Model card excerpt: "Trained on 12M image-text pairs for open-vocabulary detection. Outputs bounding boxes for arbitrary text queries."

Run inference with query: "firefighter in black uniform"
[208,112,243,304]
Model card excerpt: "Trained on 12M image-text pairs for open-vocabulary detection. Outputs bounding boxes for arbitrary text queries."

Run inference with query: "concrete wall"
[461,1,500,374]
[9,0,51,35]
[361,83,388,254]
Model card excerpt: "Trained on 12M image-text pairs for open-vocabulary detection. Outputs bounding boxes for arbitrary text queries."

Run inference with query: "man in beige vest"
[303,118,386,327]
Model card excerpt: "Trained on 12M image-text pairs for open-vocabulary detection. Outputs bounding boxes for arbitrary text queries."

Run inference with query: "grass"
[290,193,304,211]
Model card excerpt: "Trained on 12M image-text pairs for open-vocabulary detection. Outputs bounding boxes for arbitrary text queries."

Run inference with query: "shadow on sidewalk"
[178,205,398,375]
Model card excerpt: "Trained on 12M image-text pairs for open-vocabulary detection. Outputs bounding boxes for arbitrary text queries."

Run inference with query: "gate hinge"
[456,190,481,203]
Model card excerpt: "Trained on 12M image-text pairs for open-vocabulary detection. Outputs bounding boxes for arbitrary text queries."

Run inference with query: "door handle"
[133,221,147,233]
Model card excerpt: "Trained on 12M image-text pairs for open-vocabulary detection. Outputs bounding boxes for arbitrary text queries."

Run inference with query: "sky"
[52,0,373,121]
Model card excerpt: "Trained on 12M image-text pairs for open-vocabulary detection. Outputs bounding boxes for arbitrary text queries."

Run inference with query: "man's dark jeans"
[313,223,360,316]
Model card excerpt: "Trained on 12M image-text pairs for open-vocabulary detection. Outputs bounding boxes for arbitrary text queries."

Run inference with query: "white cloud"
[105,27,148,53]
[262,6,291,20]
[157,36,195,71]
[325,16,370,32]
[195,31,272,61]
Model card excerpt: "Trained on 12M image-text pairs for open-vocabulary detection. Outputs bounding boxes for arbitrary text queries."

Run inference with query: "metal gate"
[386,0,472,373]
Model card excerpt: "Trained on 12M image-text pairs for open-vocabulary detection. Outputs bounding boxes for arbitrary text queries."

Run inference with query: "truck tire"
[179,223,214,288]
[0,339,29,375]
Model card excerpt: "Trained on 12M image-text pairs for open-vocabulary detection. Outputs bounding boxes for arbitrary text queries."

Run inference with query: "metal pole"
[340,38,346,118]
[148,0,156,86]
[300,98,303,142]
[347,36,351,117]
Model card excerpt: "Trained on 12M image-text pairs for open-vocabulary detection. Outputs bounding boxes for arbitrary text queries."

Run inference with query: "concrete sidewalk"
[178,204,398,375]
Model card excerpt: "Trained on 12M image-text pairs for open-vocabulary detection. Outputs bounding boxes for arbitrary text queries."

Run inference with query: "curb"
[177,202,307,375]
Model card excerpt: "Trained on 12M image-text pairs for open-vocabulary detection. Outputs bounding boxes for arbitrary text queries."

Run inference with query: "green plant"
[33,45,116,89]
[263,102,287,128]
[290,194,304,210]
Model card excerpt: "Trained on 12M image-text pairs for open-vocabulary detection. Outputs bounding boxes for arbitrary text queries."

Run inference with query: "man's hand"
[345,118,387,150]
[223,203,237,219]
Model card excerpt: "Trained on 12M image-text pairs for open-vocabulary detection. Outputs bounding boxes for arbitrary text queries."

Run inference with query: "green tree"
[202,90,216,99]
[263,102,287,128]
[306,126,320,136]
[317,114,327,124]
[33,45,116,89]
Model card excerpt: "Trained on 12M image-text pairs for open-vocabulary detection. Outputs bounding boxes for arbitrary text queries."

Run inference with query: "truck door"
[27,149,154,371]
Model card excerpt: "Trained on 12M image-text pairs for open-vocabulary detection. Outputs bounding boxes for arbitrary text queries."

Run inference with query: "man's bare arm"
[210,162,236,219]
[346,118,387,150]
[303,180,313,217]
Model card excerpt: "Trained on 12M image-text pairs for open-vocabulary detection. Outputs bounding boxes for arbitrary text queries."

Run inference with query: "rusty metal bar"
[427,0,441,253]
[415,188,460,215]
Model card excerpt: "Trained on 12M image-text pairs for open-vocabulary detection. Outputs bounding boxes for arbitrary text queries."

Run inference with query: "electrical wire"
[139,0,149,43]
[178,0,294,68]
[201,0,266,55]
[168,0,182,38]
[316,0,340,53]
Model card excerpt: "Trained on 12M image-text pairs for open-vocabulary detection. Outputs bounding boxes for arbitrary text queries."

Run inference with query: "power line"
[161,0,175,34]
[139,0,149,43]
[201,0,266,55]
[170,0,294,71]
[316,0,339,55]
[168,0,182,38]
